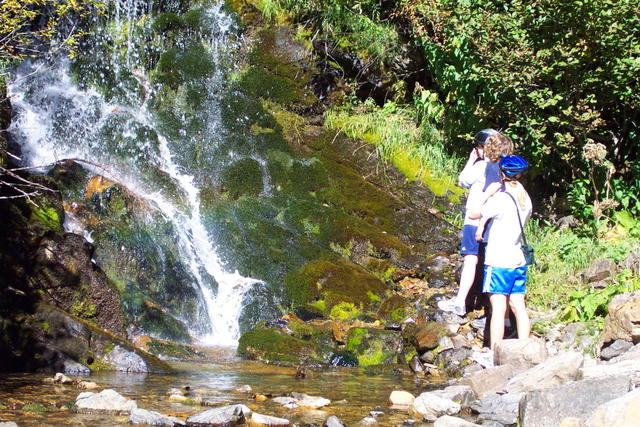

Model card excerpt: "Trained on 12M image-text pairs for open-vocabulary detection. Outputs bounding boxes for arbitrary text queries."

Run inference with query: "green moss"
[30,205,62,231]
[220,158,264,199]
[22,403,48,414]
[237,325,333,365]
[345,327,400,366]
[151,13,185,32]
[71,300,97,319]
[152,43,215,89]
[284,258,386,316]
[238,66,313,106]
[328,302,361,320]
[85,357,115,372]
[146,339,205,360]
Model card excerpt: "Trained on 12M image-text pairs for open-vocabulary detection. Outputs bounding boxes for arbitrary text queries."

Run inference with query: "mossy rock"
[145,338,206,360]
[345,327,403,366]
[136,301,192,343]
[376,295,410,324]
[284,257,386,317]
[237,324,334,365]
[152,42,215,89]
[220,158,264,199]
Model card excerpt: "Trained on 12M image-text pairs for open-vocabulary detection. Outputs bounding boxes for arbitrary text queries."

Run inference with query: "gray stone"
[620,252,640,276]
[358,417,378,425]
[520,376,632,427]
[433,385,476,408]
[606,342,640,363]
[503,351,583,394]
[249,412,291,426]
[411,391,461,422]
[583,259,617,283]
[494,338,547,370]
[433,415,481,426]
[63,359,90,374]
[458,365,514,398]
[104,345,148,373]
[186,404,252,426]
[74,389,137,415]
[324,415,346,427]
[602,291,640,345]
[600,339,633,360]
[0,423,19,427]
[130,408,185,426]
[581,359,640,380]
[585,388,640,427]
[470,392,524,425]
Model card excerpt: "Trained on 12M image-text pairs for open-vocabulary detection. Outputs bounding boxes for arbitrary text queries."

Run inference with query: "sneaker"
[471,349,494,368]
[437,298,466,316]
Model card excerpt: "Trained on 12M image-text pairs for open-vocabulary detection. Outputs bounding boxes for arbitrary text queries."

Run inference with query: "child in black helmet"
[438,131,514,316]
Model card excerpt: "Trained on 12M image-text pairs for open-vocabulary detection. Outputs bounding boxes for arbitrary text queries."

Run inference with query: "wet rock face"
[30,232,125,335]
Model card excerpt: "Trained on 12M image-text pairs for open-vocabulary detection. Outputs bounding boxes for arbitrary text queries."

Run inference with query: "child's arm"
[458,149,481,188]
[468,182,503,220]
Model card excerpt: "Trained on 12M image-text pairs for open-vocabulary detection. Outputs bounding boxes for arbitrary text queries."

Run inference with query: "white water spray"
[8,2,261,346]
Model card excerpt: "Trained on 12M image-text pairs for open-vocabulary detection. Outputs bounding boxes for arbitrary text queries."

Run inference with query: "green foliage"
[0,0,106,67]
[560,270,640,326]
[526,219,637,309]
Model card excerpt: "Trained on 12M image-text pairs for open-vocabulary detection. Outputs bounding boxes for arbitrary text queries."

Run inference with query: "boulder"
[411,391,461,422]
[248,412,291,426]
[0,423,19,427]
[432,385,475,408]
[433,415,481,427]
[585,388,640,427]
[600,339,633,361]
[583,259,617,283]
[407,322,447,352]
[74,389,137,415]
[601,291,640,345]
[63,359,90,374]
[458,365,514,398]
[620,252,640,276]
[294,392,331,408]
[503,351,583,393]
[186,405,251,426]
[494,338,547,370]
[519,376,632,427]
[581,359,640,380]
[130,408,185,426]
[470,392,524,425]
[324,416,346,427]
[103,345,148,373]
[388,390,416,409]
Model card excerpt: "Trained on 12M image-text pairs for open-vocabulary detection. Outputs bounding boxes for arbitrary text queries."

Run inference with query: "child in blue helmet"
[474,155,532,349]
[438,131,513,316]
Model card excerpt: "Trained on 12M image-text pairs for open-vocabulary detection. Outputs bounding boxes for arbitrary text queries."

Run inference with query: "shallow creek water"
[0,347,437,426]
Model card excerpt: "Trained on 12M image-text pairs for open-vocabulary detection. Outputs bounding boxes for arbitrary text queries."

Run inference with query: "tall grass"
[325,98,463,200]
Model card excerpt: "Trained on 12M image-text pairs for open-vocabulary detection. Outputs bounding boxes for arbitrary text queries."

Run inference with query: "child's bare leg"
[508,294,530,340]
[489,294,507,349]
[456,254,478,303]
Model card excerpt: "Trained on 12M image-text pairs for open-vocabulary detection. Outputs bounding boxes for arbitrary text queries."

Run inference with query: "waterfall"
[7,1,263,346]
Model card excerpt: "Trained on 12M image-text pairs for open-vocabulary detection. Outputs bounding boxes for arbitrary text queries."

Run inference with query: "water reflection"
[0,349,436,426]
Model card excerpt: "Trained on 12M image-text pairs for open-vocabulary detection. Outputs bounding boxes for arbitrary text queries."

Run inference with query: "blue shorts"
[460,225,480,255]
[482,265,527,295]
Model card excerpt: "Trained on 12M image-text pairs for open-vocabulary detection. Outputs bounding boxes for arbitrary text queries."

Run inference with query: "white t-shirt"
[481,184,532,268]
[462,162,502,226]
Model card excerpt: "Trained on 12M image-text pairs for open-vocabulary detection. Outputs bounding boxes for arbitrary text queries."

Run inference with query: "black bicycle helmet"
[474,128,499,146]
[499,155,529,176]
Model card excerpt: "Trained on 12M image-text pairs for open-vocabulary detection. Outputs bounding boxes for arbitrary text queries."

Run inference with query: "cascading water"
[7,0,265,346]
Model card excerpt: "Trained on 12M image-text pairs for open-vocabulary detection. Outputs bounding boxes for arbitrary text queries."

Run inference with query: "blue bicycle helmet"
[499,155,529,176]
[474,128,499,146]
